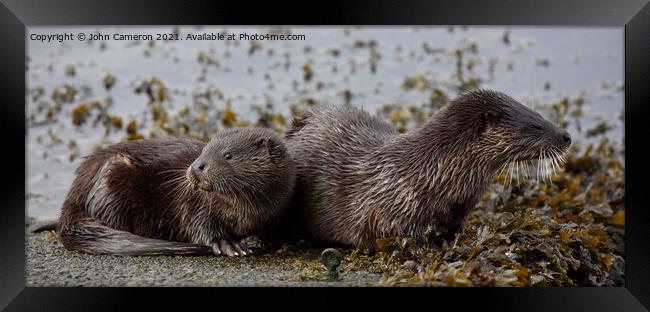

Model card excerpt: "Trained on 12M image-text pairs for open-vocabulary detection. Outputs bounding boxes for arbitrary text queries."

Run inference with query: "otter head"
[441,89,571,179]
[186,128,291,195]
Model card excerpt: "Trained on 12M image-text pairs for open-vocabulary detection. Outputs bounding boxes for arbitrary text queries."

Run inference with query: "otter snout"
[187,159,213,191]
[558,130,572,149]
[191,160,208,176]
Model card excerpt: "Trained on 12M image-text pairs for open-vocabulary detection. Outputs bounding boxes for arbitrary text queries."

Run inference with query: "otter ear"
[255,137,269,149]
[256,137,281,158]
[481,110,499,127]
[477,110,499,135]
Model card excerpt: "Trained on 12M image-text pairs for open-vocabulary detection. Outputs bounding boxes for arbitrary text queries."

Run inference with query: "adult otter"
[57,127,296,256]
[285,89,571,248]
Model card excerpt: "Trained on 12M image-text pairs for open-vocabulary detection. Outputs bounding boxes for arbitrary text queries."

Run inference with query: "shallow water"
[26,26,624,220]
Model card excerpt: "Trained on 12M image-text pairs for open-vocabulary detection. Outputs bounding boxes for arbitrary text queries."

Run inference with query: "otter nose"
[191,161,207,175]
[561,131,571,146]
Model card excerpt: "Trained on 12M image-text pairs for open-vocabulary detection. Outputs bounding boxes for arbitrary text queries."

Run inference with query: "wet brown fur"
[58,128,295,256]
[285,89,571,248]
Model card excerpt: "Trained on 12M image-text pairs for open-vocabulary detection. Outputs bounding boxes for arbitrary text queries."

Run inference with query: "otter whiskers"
[160,168,198,203]
[498,147,568,186]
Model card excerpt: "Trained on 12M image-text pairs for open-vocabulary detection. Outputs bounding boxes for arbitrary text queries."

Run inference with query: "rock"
[320,248,343,279]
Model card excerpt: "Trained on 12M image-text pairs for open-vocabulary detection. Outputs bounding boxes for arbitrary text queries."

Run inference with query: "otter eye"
[224,152,232,160]
[532,125,543,132]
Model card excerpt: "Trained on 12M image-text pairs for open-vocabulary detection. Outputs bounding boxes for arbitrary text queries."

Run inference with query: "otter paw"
[212,240,253,257]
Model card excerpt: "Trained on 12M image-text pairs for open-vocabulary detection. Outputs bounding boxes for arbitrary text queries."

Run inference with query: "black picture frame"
[2,0,648,310]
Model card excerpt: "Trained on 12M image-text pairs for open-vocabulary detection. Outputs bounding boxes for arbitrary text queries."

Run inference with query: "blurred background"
[26,26,624,221]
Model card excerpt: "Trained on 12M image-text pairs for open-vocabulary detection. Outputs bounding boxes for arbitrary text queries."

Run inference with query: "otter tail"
[58,219,213,256]
[30,221,58,233]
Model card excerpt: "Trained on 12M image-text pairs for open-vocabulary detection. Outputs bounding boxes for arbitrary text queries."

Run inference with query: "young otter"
[285,89,571,248]
[58,127,296,256]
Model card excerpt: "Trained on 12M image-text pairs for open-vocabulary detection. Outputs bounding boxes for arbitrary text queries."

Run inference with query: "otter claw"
[211,243,222,255]
[212,240,252,257]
